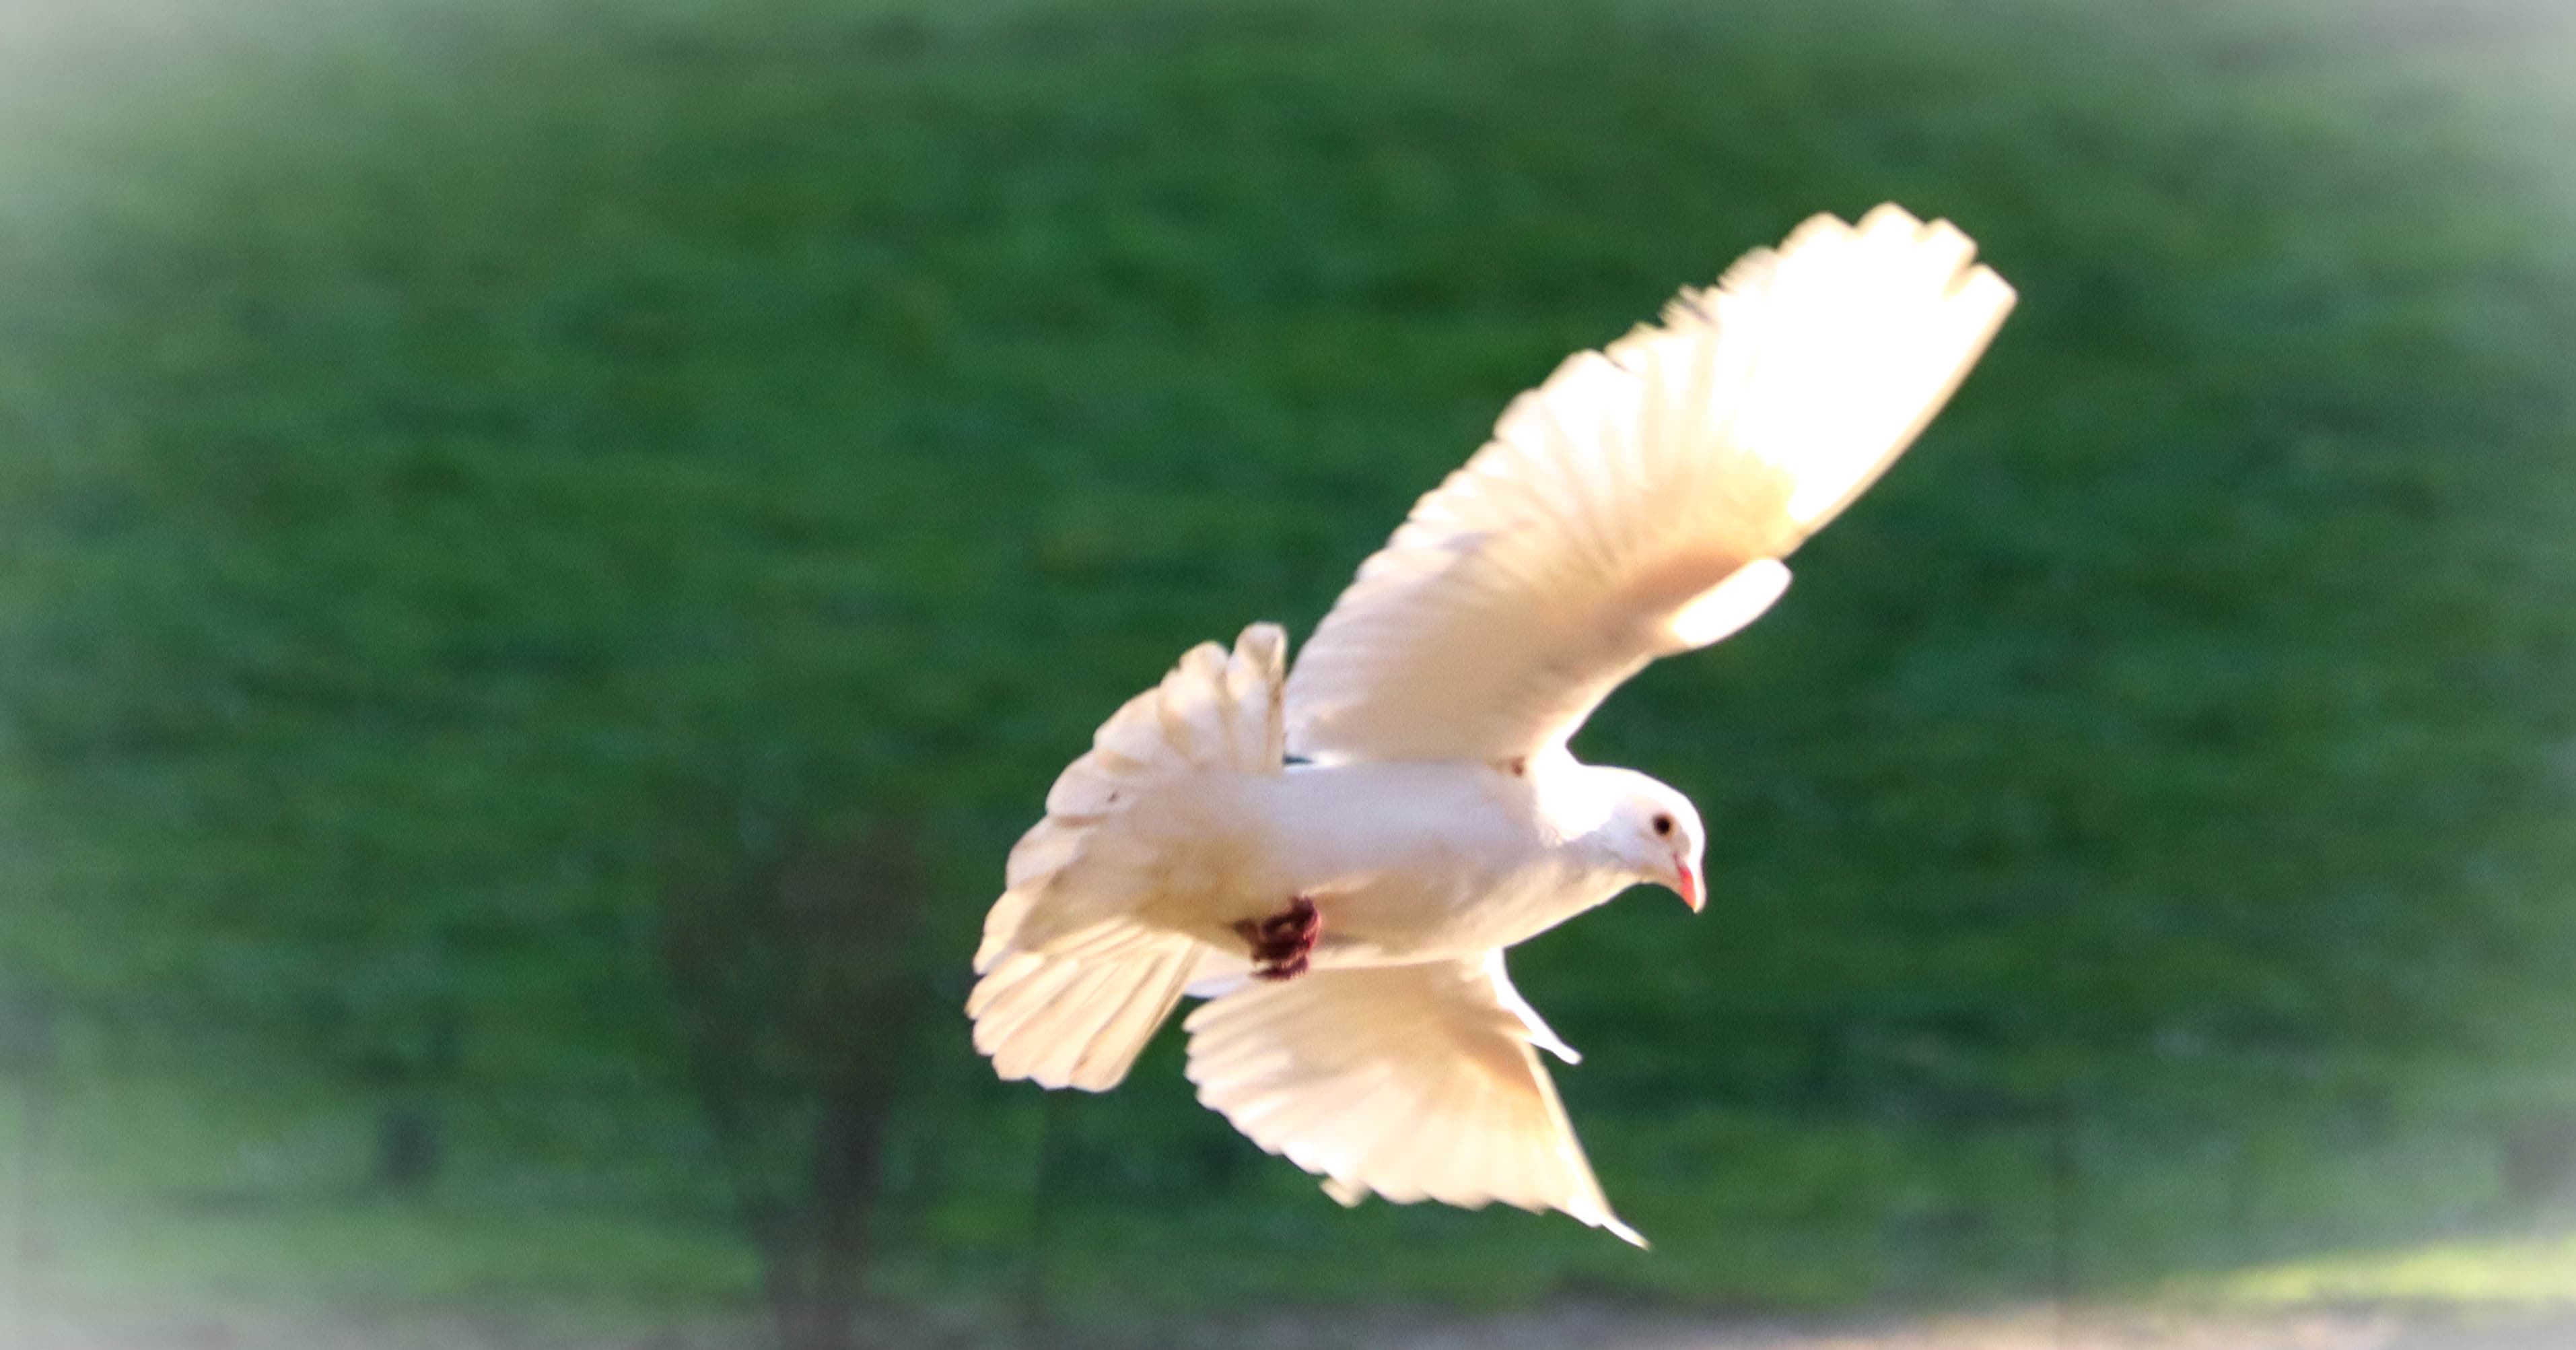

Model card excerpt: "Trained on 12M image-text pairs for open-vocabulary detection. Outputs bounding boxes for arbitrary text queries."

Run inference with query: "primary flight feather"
[969,204,2015,1246]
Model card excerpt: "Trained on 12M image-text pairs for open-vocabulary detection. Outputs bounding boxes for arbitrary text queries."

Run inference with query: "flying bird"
[969,204,2015,1246]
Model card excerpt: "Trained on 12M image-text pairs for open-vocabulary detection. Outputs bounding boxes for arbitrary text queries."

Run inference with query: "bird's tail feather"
[969,623,1288,1091]
[968,925,1207,1091]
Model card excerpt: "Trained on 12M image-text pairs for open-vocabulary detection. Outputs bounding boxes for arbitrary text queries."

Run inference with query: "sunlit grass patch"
[2210,1230,2576,1308]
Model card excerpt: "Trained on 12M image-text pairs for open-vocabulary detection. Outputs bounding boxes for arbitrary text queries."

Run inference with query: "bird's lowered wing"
[1183,952,1643,1246]
[1284,204,2015,765]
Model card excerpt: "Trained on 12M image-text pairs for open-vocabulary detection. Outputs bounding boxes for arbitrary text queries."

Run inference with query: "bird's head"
[1595,771,1706,912]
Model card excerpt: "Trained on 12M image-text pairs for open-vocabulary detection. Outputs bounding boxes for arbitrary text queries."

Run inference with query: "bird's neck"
[1531,760,1642,860]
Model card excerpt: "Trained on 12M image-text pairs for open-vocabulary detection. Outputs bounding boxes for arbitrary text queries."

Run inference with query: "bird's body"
[1123,755,1664,967]
[967,204,2017,1246]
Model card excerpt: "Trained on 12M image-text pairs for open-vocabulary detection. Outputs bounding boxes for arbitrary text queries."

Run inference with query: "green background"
[1,0,2571,1341]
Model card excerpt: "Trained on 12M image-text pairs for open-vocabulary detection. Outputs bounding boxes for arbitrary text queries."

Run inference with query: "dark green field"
[2,0,2573,1341]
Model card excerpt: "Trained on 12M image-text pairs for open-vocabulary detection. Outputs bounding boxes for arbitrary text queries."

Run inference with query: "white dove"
[969,204,2015,1246]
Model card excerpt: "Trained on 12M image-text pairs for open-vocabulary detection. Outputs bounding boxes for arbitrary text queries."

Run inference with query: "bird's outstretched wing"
[1183,952,1644,1246]
[1284,204,2015,765]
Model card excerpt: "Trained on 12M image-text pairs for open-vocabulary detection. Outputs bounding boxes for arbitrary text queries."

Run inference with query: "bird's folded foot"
[1234,896,1319,981]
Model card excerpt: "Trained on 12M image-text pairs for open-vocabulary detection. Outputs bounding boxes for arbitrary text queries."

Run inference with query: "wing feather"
[1285,203,2014,764]
[1183,953,1644,1246]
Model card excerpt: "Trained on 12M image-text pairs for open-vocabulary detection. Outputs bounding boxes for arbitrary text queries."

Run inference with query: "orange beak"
[1675,858,1702,912]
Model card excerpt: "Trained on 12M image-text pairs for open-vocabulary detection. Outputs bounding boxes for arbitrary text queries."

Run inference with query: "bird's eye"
[1651,813,1673,838]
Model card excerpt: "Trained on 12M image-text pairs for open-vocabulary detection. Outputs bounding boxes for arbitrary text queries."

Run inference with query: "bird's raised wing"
[1284,204,2015,765]
[1183,952,1643,1246]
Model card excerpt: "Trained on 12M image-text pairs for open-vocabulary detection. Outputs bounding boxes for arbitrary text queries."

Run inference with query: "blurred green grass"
[1,0,2573,1335]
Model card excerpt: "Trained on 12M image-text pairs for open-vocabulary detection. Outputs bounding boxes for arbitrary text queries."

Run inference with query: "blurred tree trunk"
[365,1004,460,1194]
[660,812,930,1350]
